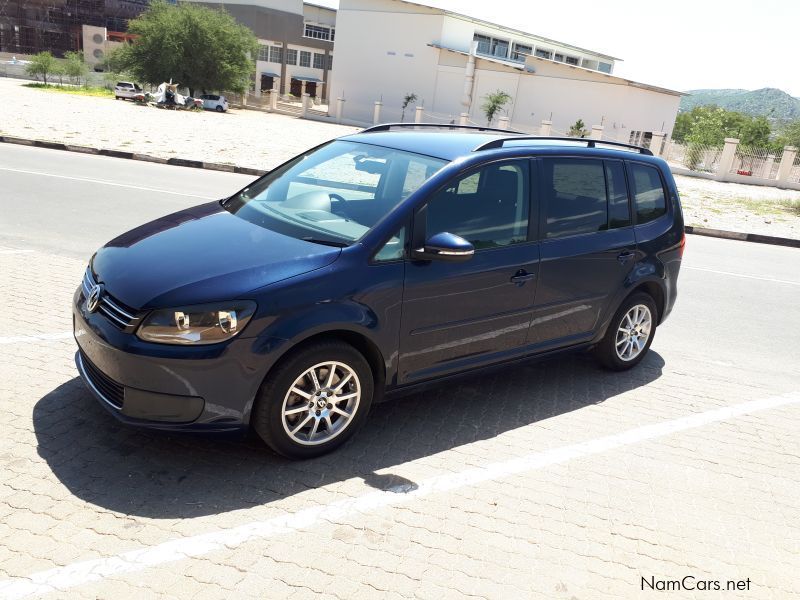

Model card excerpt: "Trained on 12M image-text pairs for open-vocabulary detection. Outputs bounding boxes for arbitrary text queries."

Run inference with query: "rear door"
[527,157,636,348]
[398,159,539,383]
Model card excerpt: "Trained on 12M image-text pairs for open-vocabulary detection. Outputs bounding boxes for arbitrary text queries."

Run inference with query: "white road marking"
[0,391,797,600]
[0,333,73,345]
[684,265,800,287]
[0,167,218,199]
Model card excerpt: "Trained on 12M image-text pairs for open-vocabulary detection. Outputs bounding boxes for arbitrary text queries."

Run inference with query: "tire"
[115,96,120,100]
[252,340,374,459]
[215,105,224,112]
[594,292,658,371]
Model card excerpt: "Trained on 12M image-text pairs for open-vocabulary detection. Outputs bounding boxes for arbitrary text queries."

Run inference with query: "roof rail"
[360,122,520,135]
[473,136,653,155]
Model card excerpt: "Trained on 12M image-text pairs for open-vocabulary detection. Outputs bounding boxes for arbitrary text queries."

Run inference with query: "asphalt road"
[0,143,253,258]
[1,143,799,598]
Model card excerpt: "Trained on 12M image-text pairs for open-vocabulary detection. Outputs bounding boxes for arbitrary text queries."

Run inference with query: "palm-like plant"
[481,90,512,126]
[401,93,417,122]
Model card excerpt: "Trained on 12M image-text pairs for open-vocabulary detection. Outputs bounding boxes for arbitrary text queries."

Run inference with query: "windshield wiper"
[301,237,348,248]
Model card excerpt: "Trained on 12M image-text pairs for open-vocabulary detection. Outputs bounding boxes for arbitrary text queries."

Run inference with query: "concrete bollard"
[415,106,424,124]
[336,98,345,123]
[270,86,278,111]
[590,125,604,140]
[301,93,310,117]
[498,116,510,130]
[539,120,552,136]
[373,101,382,125]
[459,112,469,126]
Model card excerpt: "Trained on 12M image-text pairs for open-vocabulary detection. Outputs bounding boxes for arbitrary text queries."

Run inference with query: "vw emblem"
[86,284,103,313]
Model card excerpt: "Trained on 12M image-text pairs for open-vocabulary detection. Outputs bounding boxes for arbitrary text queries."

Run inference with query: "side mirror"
[413,232,474,262]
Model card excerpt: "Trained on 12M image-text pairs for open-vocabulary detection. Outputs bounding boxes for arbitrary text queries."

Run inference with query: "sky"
[313,0,800,97]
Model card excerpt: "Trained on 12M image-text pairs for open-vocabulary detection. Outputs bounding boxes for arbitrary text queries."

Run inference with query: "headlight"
[136,301,256,345]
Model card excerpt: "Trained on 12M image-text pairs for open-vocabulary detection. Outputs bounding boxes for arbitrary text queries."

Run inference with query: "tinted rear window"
[543,158,607,238]
[630,163,667,224]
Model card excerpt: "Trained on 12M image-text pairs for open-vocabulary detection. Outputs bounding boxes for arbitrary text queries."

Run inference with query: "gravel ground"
[2,77,799,238]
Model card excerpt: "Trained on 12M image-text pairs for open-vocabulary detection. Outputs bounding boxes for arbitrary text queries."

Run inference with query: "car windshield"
[222,140,446,245]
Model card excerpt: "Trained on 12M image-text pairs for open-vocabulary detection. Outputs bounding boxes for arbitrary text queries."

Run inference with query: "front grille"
[82,269,142,331]
[79,351,124,409]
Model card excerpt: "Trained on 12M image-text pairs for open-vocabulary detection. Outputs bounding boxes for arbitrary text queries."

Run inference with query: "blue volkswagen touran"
[74,125,684,458]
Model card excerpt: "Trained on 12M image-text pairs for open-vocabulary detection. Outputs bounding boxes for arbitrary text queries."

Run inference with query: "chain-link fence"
[663,142,724,173]
[731,145,783,179]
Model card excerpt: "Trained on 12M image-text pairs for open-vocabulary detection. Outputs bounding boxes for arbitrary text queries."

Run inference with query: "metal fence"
[730,145,783,180]
[789,153,800,184]
[663,142,724,173]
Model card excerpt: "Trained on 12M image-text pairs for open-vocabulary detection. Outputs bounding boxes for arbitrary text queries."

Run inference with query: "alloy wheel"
[615,304,652,361]
[281,361,361,446]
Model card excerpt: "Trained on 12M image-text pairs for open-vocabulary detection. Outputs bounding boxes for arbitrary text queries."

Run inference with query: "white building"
[331,0,682,144]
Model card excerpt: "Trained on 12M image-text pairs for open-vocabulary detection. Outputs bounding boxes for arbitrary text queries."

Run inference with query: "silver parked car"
[114,82,143,100]
[199,94,229,112]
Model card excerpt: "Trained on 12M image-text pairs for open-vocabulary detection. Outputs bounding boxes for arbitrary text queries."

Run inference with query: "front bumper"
[73,287,271,433]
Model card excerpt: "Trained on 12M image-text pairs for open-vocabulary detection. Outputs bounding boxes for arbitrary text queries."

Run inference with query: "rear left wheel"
[594,292,657,371]
[252,341,374,459]
[215,105,224,112]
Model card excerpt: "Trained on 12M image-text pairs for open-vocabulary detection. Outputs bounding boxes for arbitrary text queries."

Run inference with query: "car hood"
[92,202,341,309]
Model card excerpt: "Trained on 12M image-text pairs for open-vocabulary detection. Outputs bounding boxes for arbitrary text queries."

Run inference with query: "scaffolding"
[0,0,148,56]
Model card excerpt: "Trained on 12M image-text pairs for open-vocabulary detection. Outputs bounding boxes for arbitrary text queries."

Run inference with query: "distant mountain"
[680,88,800,122]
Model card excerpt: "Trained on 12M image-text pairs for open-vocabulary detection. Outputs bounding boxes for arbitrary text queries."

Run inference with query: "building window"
[565,55,580,66]
[473,33,490,55]
[268,46,282,64]
[313,53,325,70]
[535,47,553,59]
[327,54,333,70]
[511,43,532,62]
[554,53,564,62]
[258,45,269,62]
[304,23,333,41]
[286,48,297,65]
[598,61,612,73]
[299,51,311,68]
[473,33,510,59]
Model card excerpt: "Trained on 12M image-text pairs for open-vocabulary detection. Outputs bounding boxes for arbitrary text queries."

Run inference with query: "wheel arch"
[246,328,387,426]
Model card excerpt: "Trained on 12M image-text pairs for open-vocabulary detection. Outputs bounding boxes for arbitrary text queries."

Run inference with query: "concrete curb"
[685,226,800,249]
[1,135,798,248]
[0,135,268,176]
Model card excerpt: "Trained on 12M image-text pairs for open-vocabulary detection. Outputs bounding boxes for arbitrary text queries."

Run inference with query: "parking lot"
[1,143,799,599]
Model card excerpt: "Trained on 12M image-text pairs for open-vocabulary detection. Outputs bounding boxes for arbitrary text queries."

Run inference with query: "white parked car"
[199,94,229,112]
[114,82,143,100]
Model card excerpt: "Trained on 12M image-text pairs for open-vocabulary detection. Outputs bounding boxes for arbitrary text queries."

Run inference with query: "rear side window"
[543,159,607,238]
[605,161,631,228]
[630,163,667,224]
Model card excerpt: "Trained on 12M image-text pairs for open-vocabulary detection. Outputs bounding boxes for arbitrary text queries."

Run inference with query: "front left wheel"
[252,341,374,459]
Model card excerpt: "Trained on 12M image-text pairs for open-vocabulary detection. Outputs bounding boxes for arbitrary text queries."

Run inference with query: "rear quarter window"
[629,163,667,224]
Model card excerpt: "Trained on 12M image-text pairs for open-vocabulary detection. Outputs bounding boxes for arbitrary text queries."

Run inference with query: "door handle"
[510,270,536,285]
[617,251,635,263]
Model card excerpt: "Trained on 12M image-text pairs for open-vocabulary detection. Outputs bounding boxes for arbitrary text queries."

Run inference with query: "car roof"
[339,131,507,161]
[338,129,656,163]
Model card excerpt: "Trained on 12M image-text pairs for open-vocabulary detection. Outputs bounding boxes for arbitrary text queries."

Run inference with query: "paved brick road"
[1,241,798,600]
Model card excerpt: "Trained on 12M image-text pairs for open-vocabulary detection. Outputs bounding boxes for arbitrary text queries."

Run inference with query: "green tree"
[63,51,89,86]
[737,116,771,147]
[481,90,511,126]
[568,118,588,138]
[400,93,417,122]
[25,51,58,85]
[774,120,800,149]
[113,1,258,95]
